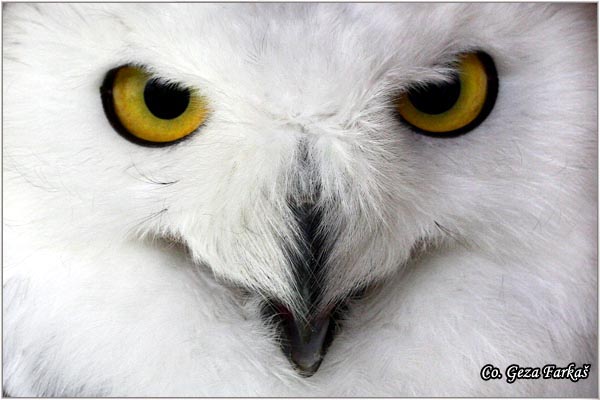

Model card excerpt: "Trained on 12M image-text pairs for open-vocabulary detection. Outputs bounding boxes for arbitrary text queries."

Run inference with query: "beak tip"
[291,354,324,377]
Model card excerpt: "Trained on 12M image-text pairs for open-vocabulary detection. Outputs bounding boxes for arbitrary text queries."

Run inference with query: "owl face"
[4,3,596,380]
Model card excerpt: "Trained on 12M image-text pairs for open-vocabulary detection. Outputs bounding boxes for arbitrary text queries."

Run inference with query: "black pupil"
[143,80,190,120]
[408,74,461,115]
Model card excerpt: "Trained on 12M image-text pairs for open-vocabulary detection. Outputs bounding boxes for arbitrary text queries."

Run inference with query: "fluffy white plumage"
[3,3,597,396]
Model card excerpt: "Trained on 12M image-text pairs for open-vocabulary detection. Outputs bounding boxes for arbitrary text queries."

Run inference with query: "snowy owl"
[3,3,597,397]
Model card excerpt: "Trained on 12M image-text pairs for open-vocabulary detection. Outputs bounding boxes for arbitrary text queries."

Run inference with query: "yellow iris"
[109,66,208,143]
[397,52,496,135]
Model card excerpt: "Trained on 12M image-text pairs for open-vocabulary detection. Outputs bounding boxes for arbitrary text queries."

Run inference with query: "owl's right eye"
[100,66,209,146]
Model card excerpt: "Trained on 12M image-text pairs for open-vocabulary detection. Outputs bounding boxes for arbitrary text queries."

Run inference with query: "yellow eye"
[396,52,498,136]
[100,66,209,146]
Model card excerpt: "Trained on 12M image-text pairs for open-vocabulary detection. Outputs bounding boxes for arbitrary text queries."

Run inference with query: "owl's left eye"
[100,66,209,146]
[396,51,498,137]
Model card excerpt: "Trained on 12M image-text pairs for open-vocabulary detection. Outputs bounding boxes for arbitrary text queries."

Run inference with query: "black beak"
[284,313,333,376]
[272,304,335,377]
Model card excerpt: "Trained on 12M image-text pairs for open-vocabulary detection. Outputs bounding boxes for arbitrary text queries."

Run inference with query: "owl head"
[4,3,596,377]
